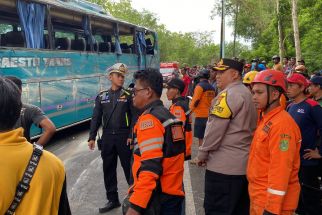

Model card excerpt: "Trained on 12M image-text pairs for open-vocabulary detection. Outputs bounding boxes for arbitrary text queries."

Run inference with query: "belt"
[103,128,130,134]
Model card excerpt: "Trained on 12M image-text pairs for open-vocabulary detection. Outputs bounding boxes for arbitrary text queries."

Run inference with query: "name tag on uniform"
[140,119,154,130]
[117,98,128,102]
[101,100,110,104]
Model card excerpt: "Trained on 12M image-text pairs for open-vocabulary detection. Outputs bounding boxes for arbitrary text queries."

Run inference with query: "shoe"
[190,157,199,165]
[99,201,121,213]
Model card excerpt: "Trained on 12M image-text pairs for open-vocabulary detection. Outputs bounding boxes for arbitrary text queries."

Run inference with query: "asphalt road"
[46,92,206,215]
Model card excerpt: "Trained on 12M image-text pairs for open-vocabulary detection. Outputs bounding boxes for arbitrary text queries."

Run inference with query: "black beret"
[167,78,185,93]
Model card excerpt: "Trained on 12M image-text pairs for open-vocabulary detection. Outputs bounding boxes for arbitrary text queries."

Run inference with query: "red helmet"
[252,69,287,92]
[287,73,309,88]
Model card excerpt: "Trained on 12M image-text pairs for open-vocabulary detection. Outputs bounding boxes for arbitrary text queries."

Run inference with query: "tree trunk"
[233,4,239,58]
[291,0,301,61]
[220,0,225,59]
[276,0,285,59]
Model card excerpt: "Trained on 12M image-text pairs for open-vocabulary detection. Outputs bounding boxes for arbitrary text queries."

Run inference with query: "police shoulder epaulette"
[122,88,131,96]
[99,89,109,94]
[98,90,109,99]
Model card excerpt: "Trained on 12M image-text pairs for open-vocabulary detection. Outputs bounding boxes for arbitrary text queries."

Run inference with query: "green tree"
[88,0,220,66]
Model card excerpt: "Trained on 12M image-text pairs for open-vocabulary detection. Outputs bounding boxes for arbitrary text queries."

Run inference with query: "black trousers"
[297,165,322,215]
[101,132,131,202]
[204,170,249,215]
[160,194,184,215]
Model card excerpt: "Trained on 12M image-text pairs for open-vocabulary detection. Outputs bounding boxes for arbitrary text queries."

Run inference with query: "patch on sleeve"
[279,133,291,152]
[174,109,182,119]
[140,119,154,130]
[279,139,289,151]
[210,92,232,119]
[171,125,184,141]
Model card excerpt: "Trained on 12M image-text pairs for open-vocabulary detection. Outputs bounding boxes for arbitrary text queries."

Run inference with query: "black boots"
[99,201,121,213]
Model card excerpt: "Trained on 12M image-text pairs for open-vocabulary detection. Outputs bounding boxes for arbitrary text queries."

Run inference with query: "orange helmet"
[252,69,287,92]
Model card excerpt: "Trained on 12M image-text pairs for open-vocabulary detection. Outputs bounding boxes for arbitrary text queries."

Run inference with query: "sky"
[130,0,234,44]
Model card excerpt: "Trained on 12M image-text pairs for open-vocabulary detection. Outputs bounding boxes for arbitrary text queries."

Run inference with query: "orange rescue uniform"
[247,106,301,215]
[169,97,193,160]
[129,100,185,212]
[280,94,287,109]
[189,80,216,118]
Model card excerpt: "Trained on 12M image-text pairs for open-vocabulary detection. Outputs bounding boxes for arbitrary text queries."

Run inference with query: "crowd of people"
[0,56,321,215]
[169,56,322,215]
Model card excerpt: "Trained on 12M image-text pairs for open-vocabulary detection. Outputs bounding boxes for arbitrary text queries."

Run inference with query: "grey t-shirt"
[14,104,46,141]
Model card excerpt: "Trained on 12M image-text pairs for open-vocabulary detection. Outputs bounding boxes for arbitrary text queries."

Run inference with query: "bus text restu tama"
[0,57,72,68]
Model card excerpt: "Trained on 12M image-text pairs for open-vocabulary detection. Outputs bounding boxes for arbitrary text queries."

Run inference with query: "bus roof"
[0,0,154,34]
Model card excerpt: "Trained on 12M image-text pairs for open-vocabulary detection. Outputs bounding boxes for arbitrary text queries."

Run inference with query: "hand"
[197,159,206,167]
[88,140,95,150]
[127,138,132,146]
[126,207,141,215]
[303,148,322,160]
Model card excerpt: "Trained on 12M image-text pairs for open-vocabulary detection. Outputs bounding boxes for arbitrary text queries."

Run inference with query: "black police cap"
[167,78,185,93]
[213,58,244,74]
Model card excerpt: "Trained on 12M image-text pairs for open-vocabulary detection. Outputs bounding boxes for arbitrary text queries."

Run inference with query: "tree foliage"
[212,0,322,72]
[89,0,322,72]
[89,0,220,66]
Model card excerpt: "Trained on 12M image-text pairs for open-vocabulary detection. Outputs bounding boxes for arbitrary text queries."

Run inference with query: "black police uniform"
[89,87,134,203]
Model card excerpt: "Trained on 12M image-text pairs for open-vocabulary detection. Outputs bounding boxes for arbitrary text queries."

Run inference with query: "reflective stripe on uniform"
[185,110,192,115]
[140,143,163,154]
[267,188,286,196]
[140,137,164,148]
[162,119,174,127]
[134,144,139,151]
[162,118,180,128]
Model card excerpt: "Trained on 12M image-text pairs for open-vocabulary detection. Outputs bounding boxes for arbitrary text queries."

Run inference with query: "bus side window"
[99,42,111,52]
[71,38,86,51]
[119,34,134,54]
[145,38,154,55]
[0,25,25,48]
[54,31,74,50]
[86,41,99,52]
[94,34,111,53]
[120,43,132,54]
[55,38,71,50]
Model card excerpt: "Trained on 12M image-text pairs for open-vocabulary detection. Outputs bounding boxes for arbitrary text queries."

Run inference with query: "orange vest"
[189,80,216,118]
[129,100,185,210]
[247,106,301,214]
[169,97,192,160]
